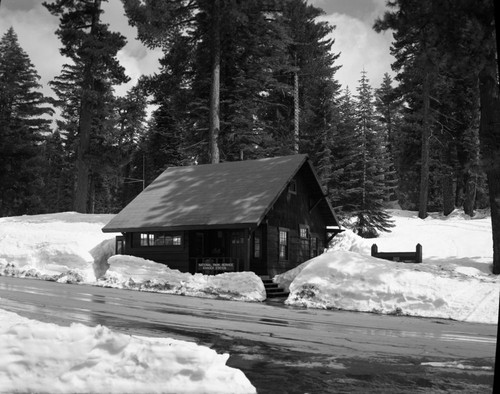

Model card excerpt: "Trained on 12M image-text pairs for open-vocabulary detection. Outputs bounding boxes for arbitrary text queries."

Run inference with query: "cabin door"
[230,230,245,270]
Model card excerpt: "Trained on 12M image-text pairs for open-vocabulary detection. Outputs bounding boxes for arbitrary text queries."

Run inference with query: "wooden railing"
[371,244,422,263]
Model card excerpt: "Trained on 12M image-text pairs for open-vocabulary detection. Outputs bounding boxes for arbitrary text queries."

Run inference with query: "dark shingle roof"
[102,154,338,232]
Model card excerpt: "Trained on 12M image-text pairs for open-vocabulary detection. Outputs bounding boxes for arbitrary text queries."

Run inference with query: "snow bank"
[275,209,499,324]
[277,250,498,323]
[0,309,256,394]
[97,255,266,302]
[0,212,115,282]
[1,209,498,323]
[0,212,265,302]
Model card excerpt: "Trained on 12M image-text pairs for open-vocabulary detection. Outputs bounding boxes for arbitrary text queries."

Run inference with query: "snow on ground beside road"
[0,208,496,393]
[0,212,114,281]
[0,212,265,302]
[98,255,266,302]
[275,209,499,324]
[0,309,256,394]
[0,209,498,323]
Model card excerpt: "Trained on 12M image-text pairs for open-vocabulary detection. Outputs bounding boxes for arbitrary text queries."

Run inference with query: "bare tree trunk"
[463,172,476,217]
[73,0,101,213]
[209,0,220,164]
[442,172,454,216]
[478,47,500,274]
[442,143,455,216]
[418,70,431,219]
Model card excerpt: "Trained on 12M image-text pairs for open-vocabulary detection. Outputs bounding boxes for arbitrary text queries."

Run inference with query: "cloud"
[101,1,161,96]
[0,1,162,101]
[0,4,64,99]
[318,12,395,92]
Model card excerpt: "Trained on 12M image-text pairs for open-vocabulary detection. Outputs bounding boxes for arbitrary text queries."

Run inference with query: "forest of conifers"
[0,0,499,262]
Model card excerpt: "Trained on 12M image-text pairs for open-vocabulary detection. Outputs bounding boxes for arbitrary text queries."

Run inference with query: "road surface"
[0,276,496,393]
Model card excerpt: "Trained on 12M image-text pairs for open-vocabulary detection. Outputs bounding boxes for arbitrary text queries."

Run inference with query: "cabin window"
[140,232,182,247]
[299,225,310,258]
[288,179,297,194]
[279,228,289,260]
[140,233,155,246]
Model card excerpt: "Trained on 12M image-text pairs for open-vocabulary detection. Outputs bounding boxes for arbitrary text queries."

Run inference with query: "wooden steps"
[260,276,289,298]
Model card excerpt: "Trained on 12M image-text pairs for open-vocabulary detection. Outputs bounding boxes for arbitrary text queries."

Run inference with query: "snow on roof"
[102,154,338,233]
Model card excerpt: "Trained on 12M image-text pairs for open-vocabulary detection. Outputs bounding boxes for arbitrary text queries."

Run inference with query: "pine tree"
[374,74,401,203]
[122,0,224,163]
[123,0,340,164]
[352,71,394,237]
[44,0,129,213]
[261,0,341,160]
[0,27,54,216]
[374,1,444,219]
[375,0,500,272]
[40,130,73,212]
[330,87,360,211]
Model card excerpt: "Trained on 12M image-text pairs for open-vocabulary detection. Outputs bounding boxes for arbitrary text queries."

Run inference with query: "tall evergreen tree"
[375,0,500,272]
[375,73,400,202]
[330,87,361,211]
[123,0,340,164]
[122,0,223,163]
[352,71,394,237]
[0,27,53,216]
[261,0,341,160]
[330,75,394,238]
[44,0,129,213]
[374,1,445,219]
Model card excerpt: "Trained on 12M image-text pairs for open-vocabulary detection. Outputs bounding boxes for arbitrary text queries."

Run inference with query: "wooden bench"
[371,244,422,263]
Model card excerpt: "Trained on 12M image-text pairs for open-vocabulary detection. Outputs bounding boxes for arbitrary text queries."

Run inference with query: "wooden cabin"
[102,154,341,277]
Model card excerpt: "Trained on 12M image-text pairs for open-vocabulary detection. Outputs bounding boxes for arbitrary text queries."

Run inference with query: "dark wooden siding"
[264,165,328,277]
[123,231,190,271]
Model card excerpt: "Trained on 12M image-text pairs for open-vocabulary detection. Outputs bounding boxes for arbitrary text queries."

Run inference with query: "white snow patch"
[0,212,265,302]
[0,309,256,394]
[97,255,265,302]
[421,360,493,371]
[0,208,498,323]
[275,209,498,324]
[276,250,498,323]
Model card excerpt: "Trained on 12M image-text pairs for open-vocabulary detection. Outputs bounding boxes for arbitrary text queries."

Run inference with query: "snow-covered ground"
[0,308,255,394]
[0,209,498,393]
[0,209,497,324]
[0,212,266,302]
[275,209,498,324]
[0,212,259,394]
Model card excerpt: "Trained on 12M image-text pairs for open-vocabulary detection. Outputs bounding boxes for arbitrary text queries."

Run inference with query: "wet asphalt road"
[0,276,496,393]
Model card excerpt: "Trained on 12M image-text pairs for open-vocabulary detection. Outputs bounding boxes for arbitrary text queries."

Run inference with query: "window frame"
[299,224,310,258]
[139,232,183,247]
[278,227,289,261]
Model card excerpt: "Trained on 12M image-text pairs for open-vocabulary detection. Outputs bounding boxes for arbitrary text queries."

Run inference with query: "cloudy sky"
[0,0,395,101]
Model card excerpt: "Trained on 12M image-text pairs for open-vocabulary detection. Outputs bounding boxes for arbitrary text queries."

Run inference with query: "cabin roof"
[102,154,339,233]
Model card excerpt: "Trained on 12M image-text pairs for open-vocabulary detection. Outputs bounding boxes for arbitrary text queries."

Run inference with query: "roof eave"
[102,222,258,233]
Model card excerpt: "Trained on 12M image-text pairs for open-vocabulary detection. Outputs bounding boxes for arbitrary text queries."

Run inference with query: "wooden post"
[371,244,378,257]
[416,243,423,263]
